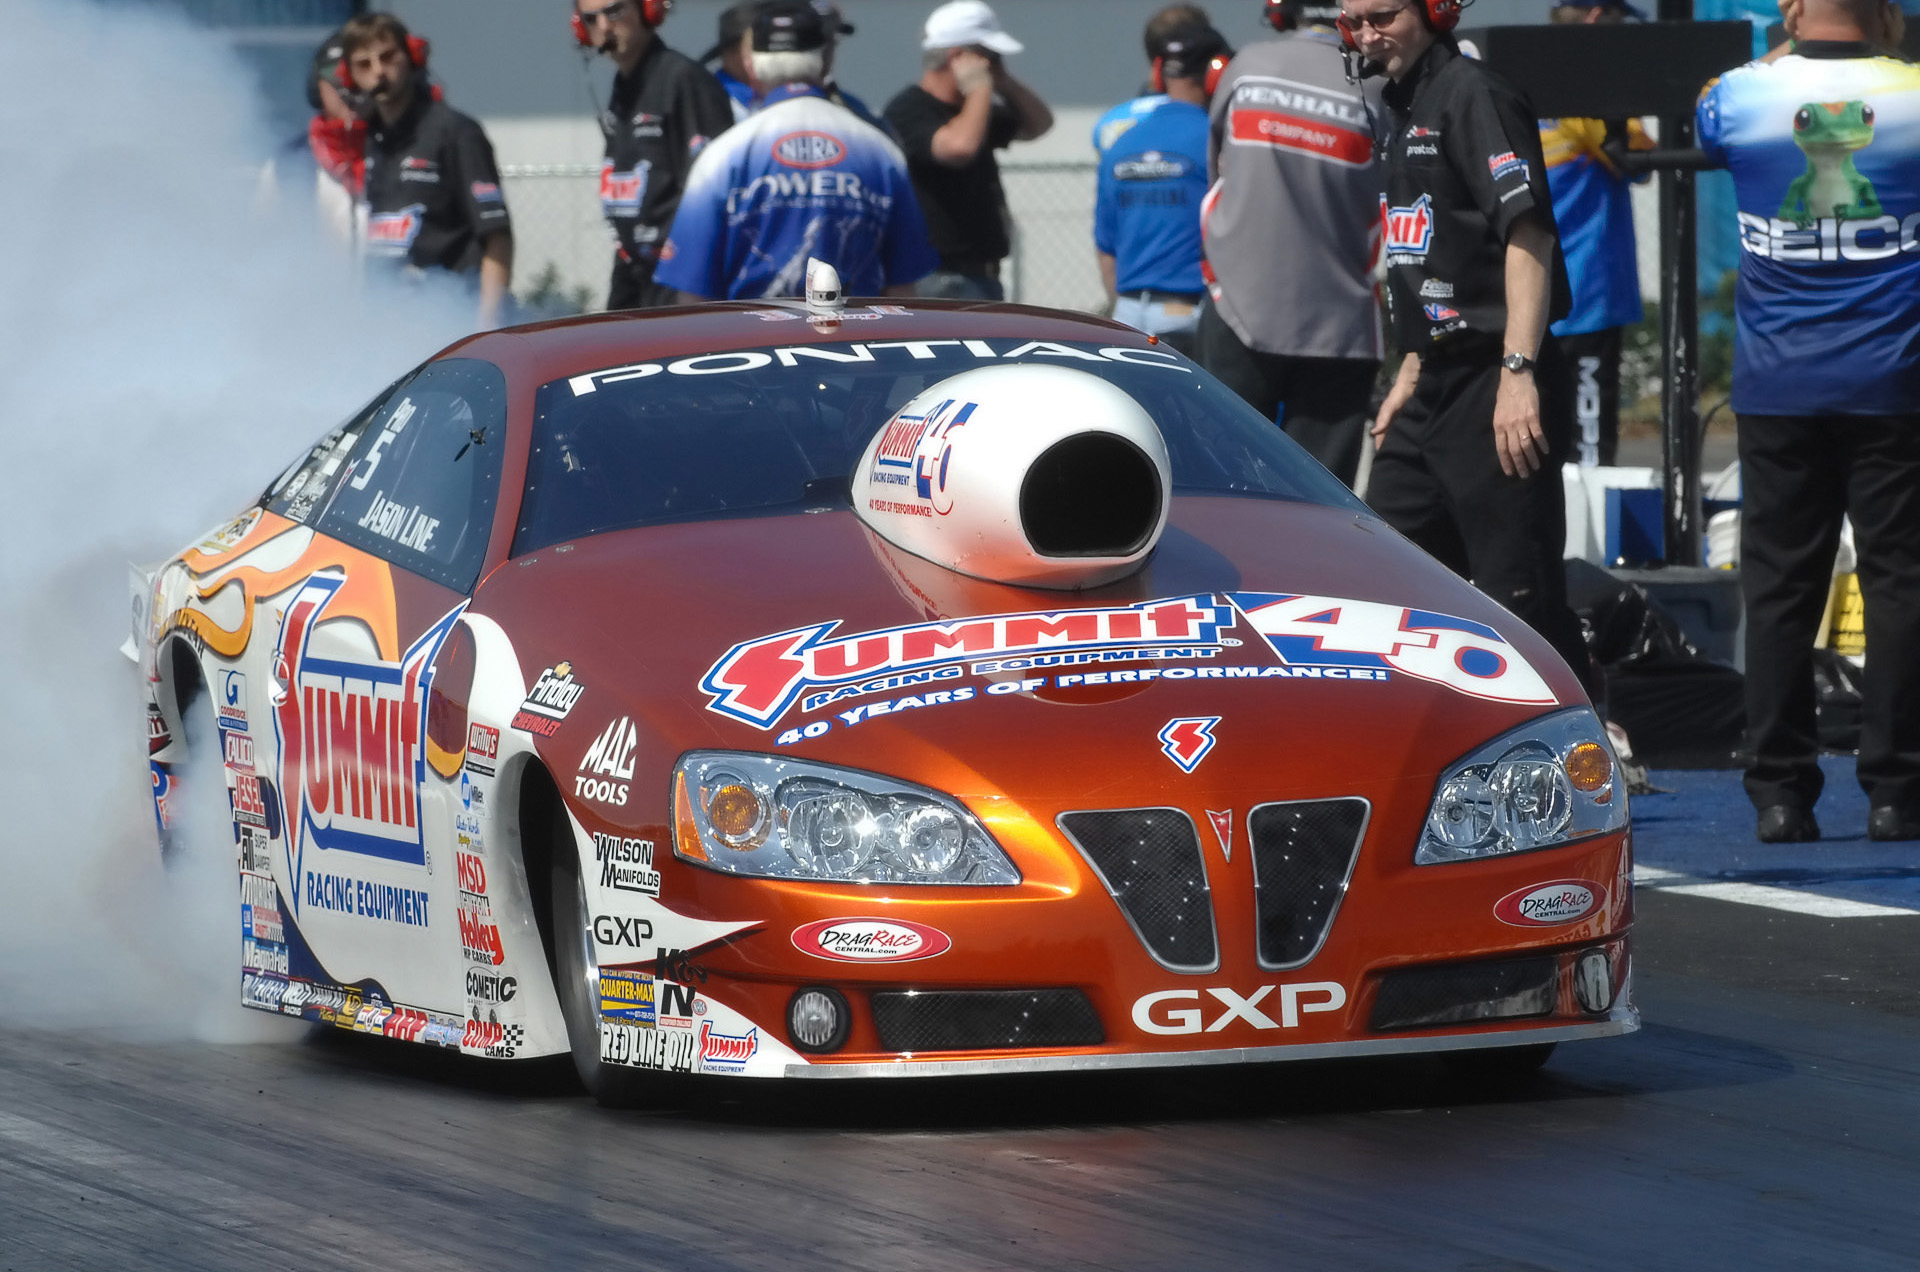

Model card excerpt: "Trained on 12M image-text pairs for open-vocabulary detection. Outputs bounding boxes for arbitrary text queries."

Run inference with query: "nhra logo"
[1383,194,1433,256]
[773,131,847,169]
[701,594,1235,729]
[1487,150,1527,181]
[273,572,464,892]
[366,204,426,256]
[599,158,650,214]
[698,1020,758,1070]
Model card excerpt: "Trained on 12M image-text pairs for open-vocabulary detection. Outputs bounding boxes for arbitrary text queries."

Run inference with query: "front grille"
[1370,956,1559,1031]
[1248,799,1369,968]
[870,989,1104,1052]
[1058,809,1216,971]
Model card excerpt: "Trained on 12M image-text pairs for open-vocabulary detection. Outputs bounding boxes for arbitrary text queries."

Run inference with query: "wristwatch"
[1501,352,1536,374]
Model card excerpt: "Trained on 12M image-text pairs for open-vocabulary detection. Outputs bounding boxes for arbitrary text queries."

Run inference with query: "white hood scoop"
[851,364,1172,590]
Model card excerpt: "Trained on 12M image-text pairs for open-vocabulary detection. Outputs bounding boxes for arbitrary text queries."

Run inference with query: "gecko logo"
[1132,982,1347,1035]
[1157,717,1218,773]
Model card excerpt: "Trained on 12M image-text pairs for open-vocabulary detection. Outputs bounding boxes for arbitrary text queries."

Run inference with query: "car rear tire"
[1443,1042,1556,1093]
[547,803,654,1107]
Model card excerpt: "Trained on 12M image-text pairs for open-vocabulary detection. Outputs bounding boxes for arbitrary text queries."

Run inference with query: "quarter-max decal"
[792,918,953,963]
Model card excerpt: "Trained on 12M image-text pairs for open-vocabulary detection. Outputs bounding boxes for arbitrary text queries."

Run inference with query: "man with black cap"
[703,2,759,121]
[1197,0,1384,486]
[576,0,735,309]
[655,3,937,300]
[1094,23,1232,354]
[1344,0,1594,691]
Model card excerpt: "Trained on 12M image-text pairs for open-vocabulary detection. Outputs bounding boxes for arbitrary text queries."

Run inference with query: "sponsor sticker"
[1494,880,1604,927]
[593,833,660,896]
[466,722,500,776]
[698,1020,758,1072]
[773,130,847,169]
[791,918,952,963]
[576,716,637,806]
[1422,302,1460,322]
[599,968,656,1024]
[1488,150,1528,181]
[599,158,650,215]
[1383,193,1434,258]
[1132,982,1347,1035]
[366,204,426,256]
[601,1019,694,1071]
[513,662,584,737]
[1158,716,1219,773]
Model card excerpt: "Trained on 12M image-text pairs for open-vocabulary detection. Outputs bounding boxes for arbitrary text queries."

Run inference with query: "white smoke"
[0,0,480,1037]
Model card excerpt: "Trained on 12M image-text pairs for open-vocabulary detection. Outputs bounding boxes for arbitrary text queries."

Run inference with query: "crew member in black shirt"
[576,0,736,310]
[1345,0,1591,688]
[343,13,513,329]
[884,1,1053,301]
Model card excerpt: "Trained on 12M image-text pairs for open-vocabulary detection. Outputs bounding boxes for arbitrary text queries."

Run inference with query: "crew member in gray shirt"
[1198,0,1386,485]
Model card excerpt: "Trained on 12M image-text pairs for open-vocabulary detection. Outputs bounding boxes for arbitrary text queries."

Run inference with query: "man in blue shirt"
[656,3,938,300]
[1091,5,1214,158]
[1539,0,1655,466]
[1095,23,1230,353]
[1696,0,1920,842]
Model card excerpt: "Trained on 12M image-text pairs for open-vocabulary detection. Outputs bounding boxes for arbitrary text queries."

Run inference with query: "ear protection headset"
[1150,26,1233,95]
[571,0,673,47]
[1265,0,1294,30]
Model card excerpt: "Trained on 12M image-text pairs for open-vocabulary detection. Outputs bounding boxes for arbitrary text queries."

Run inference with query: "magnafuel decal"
[273,569,466,907]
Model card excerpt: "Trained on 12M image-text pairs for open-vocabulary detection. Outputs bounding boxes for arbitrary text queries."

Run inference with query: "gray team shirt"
[1205,29,1386,360]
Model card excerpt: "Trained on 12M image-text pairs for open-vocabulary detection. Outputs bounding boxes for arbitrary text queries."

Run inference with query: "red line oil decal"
[791,917,953,963]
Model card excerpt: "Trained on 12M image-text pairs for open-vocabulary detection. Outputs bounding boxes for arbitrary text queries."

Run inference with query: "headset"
[571,0,673,48]
[1150,27,1233,96]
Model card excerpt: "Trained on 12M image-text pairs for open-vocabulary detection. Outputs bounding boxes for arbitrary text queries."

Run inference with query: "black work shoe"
[1756,805,1820,843]
[1868,806,1920,842]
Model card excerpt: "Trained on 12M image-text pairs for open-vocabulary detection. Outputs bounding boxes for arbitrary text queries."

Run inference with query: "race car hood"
[473,496,1588,824]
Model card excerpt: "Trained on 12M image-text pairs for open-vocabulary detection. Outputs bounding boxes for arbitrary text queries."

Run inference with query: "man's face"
[578,0,644,59]
[1341,0,1433,80]
[347,34,411,103]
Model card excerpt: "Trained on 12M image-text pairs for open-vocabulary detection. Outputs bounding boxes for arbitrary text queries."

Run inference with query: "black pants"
[1737,412,1920,814]
[1366,339,1593,693]
[607,256,679,311]
[1554,327,1622,467]
[1196,302,1378,487]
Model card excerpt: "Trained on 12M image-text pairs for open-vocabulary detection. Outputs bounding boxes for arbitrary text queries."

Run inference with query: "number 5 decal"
[1226,593,1557,705]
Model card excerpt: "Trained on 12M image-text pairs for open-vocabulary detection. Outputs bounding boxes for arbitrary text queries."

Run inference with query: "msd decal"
[366,204,426,256]
[1383,194,1434,258]
[773,131,847,169]
[698,1020,758,1071]
[1158,717,1219,773]
[792,918,952,963]
[701,594,1235,729]
[1228,592,1556,705]
[272,572,465,901]
[599,158,651,215]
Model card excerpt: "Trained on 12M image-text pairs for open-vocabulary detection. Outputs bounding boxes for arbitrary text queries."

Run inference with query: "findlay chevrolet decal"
[701,595,1236,729]
[273,571,465,910]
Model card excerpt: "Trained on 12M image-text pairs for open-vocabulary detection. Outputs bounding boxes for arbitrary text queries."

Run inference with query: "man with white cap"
[884,0,1053,300]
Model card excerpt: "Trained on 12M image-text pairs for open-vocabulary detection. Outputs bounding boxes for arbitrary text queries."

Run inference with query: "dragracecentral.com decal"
[698,591,1556,737]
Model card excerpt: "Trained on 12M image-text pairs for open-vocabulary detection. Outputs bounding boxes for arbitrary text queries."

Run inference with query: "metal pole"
[1656,0,1703,566]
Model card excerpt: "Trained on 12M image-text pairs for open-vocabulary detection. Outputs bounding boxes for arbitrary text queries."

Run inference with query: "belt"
[1125,289,1204,306]
[940,260,1001,279]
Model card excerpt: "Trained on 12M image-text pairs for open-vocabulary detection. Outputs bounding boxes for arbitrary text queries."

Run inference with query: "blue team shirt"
[655,83,938,300]
[1094,98,1210,295]
[1092,94,1169,156]
[1697,50,1920,415]
[715,68,754,122]
[1541,118,1647,335]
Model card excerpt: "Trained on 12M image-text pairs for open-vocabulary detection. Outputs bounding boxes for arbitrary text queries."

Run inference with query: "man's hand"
[952,49,994,97]
[1493,368,1546,477]
[1371,354,1420,448]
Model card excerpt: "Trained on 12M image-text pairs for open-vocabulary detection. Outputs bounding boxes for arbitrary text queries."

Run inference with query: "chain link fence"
[500,158,1105,317]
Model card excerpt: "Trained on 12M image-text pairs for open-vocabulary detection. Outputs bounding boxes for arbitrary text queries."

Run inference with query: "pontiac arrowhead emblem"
[1206,809,1232,863]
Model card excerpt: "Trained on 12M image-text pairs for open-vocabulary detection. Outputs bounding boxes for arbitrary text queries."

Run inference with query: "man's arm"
[1494,213,1553,478]
[1098,252,1117,305]
[995,67,1053,142]
[1372,353,1421,447]
[930,52,998,166]
[477,231,513,329]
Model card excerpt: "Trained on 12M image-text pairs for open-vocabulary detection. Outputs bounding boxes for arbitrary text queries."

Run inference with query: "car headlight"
[671,751,1021,885]
[1416,708,1626,864]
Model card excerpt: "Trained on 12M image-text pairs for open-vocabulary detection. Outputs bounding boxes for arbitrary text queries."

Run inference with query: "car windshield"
[514,337,1364,555]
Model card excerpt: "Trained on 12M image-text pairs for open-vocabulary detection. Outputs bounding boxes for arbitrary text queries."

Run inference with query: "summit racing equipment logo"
[1383,194,1434,259]
[1158,717,1219,773]
[599,158,650,215]
[871,396,978,516]
[1227,591,1556,705]
[366,204,426,256]
[698,1020,758,1071]
[773,131,847,169]
[700,595,1235,729]
[273,572,465,890]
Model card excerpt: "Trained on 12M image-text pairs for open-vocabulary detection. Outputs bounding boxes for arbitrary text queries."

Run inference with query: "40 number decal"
[1226,592,1558,705]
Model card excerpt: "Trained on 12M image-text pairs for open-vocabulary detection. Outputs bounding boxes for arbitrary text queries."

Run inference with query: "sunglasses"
[1338,4,1412,31]
[579,0,631,26]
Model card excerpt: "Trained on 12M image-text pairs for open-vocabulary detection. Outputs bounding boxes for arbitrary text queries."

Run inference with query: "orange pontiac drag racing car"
[135,291,1634,1102]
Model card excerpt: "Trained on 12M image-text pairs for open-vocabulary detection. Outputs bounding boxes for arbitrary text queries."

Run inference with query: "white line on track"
[1634,864,1920,919]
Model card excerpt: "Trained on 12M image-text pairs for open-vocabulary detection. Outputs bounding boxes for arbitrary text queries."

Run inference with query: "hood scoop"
[851,364,1172,590]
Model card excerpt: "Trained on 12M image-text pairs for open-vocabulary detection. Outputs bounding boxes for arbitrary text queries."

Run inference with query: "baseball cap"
[921,0,1024,54]
[1151,23,1230,76]
[699,1,759,64]
[753,1,829,52]
[812,1,855,37]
